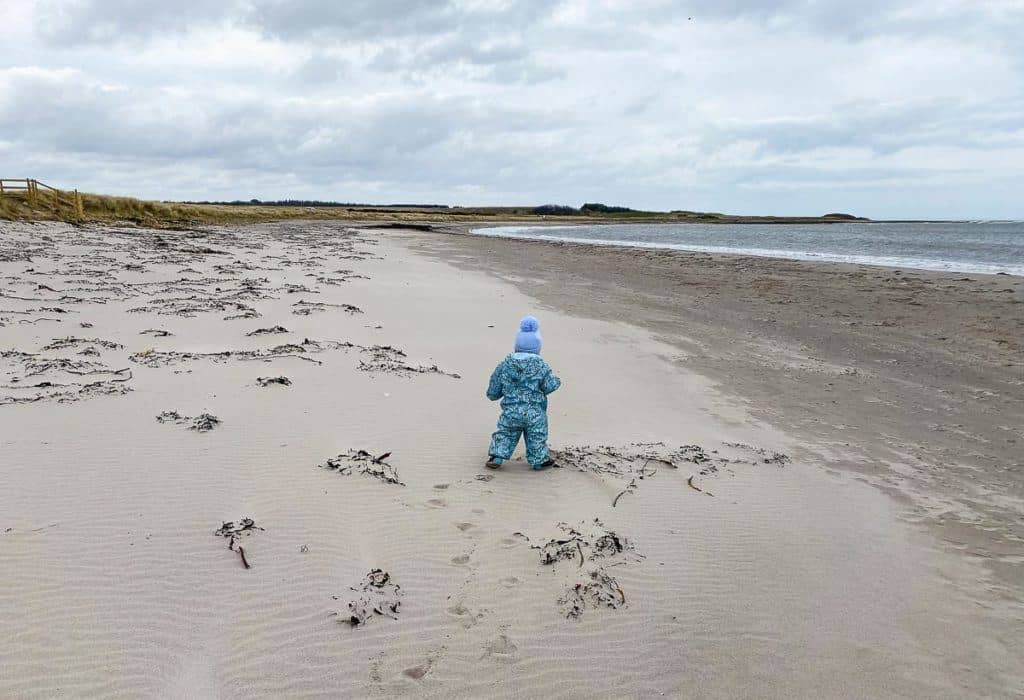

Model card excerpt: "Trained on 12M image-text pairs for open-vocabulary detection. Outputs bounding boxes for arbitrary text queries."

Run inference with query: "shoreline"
[406,227,1024,581]
[462,222,1024,278]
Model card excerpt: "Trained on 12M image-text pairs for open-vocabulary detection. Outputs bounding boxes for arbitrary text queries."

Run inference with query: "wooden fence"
[0,178,84,218]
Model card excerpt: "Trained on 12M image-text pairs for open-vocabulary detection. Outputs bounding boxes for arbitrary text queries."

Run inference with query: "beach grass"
[0,190,670,227]
[0,187,868,228]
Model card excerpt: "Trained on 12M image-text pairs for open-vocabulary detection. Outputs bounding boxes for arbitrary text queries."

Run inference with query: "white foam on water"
[471,226,1024,277]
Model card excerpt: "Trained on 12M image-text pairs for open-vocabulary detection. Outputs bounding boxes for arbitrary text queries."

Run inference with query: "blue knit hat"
[514,316,542,354]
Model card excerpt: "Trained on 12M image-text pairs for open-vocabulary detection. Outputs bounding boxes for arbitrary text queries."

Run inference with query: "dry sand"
[1,220,1021,698]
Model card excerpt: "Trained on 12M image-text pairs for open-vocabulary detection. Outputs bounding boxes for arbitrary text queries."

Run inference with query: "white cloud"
[1,0,1021,217]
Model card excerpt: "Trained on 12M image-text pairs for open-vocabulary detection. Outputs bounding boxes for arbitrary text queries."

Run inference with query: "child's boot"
[486,455,504,469]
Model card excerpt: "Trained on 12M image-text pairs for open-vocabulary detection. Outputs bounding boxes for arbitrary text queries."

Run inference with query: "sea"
[471,221,1024,276]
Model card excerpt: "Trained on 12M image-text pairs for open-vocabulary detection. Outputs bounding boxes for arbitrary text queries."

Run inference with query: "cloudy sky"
[1,1,1022,218]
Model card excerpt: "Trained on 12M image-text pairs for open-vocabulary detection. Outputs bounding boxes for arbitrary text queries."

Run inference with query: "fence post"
[75,190,84,218]
[28,179,37,207]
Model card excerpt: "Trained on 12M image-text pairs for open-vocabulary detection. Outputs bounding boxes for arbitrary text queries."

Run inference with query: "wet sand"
[1,220,1021,698]
[411,228,1024,565]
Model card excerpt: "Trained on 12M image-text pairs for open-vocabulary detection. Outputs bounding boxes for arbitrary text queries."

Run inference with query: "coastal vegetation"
[0,185,868,228]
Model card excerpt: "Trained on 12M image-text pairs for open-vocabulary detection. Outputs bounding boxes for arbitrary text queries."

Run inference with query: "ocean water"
[471,222,1024,276]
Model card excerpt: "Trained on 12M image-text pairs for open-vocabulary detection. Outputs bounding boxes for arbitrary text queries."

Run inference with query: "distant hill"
[822,213,868,220]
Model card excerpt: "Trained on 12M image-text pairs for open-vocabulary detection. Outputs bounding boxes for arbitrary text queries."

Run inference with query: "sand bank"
[1,220,1021,698]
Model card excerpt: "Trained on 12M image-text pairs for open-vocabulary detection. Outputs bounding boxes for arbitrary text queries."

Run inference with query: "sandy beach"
[1,220,1022,698]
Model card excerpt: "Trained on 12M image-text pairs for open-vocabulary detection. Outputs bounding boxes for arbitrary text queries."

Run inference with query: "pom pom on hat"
[514,315,542,354]
[519,316,539,332]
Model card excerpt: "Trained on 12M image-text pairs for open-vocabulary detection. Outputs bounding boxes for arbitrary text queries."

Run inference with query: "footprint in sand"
[499,576,521,588]
[447,602,486,629]
[455,522,475,532]
[451,553,471,565]
[402,665,429,680]
[368,652,385,683]
[448,602,471,617]
[427,498,447,508]
[433,483,450,490]
[481,634,518,660]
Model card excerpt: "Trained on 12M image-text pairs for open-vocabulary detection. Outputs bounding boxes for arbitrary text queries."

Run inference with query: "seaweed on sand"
[555,442,732,505]
[129,338,353,367]
[333,569,402,626]
[130,337,460,379]
[256,375,292,387]
[213,517,264,569]
[559,570,626,620]
[246,325,288,336]
[515,518,640,620]
[156,410,221,432]
[722,442,791,465]
[1,349,133,405]
[41,336,123,351]
[291,299,363,316]
[516,519,636,567]
[319,450,404,485]
[357,344,461,378]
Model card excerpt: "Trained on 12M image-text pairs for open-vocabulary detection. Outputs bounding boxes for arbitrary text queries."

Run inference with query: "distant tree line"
[176,198,642,214]
[532,202,636,215]
[179,199,452,209]
[532,204,579,215]
[580,202,635,213]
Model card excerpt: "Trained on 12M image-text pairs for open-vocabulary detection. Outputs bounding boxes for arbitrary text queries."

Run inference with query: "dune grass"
[1,191,217,226]
[1,190,444,226]
[1,190,628,227]
[1,186,856,228]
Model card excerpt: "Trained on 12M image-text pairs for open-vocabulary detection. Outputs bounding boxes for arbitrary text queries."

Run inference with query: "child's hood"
[504,352,550,374]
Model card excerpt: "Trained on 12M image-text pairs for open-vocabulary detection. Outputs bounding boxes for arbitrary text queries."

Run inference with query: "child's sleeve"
[541,366,561,395]
[486,363,504,401]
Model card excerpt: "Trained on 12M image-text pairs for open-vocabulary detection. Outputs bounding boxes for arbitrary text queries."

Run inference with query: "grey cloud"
[290,53,350,84]
[711,98,1024,157]
[250,0,556,41]
[36,0,563,85]
[670,0,1024,43]
[36,0,561,45]
[485,60,566,85]
[417,37,531,68]
[364,35,560,84]
[35,0,245,44]
[0,66,572,184]
[622,94,658,116]
[0,69,269,161]
[9,1,1024,217]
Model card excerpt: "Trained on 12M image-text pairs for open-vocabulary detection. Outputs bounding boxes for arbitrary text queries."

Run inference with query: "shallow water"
[473,221,1024,276]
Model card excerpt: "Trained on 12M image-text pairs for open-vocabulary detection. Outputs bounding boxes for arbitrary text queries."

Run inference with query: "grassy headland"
[0,187,868,228]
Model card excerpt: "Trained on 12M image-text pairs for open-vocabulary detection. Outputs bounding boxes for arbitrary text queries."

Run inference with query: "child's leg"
[489,409,525,460]
[523,408,551,467]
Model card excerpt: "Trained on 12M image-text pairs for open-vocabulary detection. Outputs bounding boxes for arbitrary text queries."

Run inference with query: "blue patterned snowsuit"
[487,352,561,466]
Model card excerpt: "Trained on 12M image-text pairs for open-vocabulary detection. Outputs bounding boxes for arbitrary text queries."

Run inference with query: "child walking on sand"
[486,316,561,470]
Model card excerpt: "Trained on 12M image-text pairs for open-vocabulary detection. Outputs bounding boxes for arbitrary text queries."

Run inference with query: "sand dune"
[1,221,1020,698]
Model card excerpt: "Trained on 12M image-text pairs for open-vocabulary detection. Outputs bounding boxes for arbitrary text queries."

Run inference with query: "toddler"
[485,316,561,470]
